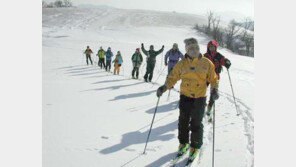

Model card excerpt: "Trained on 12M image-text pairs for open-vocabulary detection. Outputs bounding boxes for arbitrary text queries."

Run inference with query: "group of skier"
[84,46,123,75]
[84,38,232,165]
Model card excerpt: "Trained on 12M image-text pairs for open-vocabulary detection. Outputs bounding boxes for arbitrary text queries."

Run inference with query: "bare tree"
[211,15,223,45]
[47,2,55,8]
[63,0,73,7]
[240,33,254,57]
[42,1,47,8]
[240,17,254,56]
[192,13,254,57]
[225,19,241,50]
[206,11,214,34]
[54,0,63,8]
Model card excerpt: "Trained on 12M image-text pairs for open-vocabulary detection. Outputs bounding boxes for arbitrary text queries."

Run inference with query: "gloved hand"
[211,88,219,100]
[162,45,165,49]
[224,59,231,69]
[141,43,144,47]
[165,62,168,66]
[157,85,167,97]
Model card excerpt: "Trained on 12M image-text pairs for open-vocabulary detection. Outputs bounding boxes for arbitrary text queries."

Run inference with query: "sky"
[45,0,254,19]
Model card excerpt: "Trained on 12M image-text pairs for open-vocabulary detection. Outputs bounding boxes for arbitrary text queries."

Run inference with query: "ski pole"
[212,102,216,167]
[227,69,240,116]
[150,66,166,88]
[82,54,84,65]
[143,97,161,154]
[122,66,125,76]
[167,89,171,101]
[160,51,164,73]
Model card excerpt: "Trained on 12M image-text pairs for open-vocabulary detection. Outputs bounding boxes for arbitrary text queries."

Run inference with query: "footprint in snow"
[124,148,136,152]
[101,136,109,139]
[215,149,222,152]
[146,148,156,152]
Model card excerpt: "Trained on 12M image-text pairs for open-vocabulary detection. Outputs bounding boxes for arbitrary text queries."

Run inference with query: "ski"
[166,151,188,167]
[167,89,171,101]
[184,154,200,167]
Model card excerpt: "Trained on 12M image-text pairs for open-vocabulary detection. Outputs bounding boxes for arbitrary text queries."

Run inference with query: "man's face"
[173,45,178,50]
[209,45,216,52]
[187,46,200,58]
[150,45,154,50]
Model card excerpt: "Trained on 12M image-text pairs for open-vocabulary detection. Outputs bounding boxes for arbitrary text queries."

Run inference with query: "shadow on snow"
[145,100,179,114]
[109,90,156,101]
[99,120,178,154]
[82,82,145,92]
[92,78,130,85]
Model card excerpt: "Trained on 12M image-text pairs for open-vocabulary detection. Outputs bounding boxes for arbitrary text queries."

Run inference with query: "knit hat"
[184,38,200,52]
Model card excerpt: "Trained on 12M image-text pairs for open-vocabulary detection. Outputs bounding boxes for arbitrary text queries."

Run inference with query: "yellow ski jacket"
[165,54,219,98]
[97,49,106,59]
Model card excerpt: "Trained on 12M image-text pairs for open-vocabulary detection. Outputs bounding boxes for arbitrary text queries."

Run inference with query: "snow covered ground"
[43,7,254,167]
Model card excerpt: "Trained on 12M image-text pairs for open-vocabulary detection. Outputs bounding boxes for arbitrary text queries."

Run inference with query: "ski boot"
[184,147,200,166]
[188,147,199,161]
[177,143,189,156]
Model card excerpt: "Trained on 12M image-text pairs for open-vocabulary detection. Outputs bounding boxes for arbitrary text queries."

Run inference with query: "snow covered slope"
[43,7,254,167]
[43,7,207,29]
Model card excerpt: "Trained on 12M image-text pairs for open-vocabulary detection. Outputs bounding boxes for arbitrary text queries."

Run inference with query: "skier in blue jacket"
[164,43,184,74]
[105,47,114,71]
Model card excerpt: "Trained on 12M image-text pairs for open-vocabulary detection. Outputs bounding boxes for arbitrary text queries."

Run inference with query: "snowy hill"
[43,7,254,167]
[43,7,208,29]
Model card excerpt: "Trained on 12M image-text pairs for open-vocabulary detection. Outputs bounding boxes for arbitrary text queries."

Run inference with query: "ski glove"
[224,59,231,69]
[165,62,168,66]
[157,85,167,97]
[211,88,219,100]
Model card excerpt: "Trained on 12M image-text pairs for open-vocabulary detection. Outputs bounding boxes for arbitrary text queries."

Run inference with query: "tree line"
[42,0,73,8]
[194,11,254,57]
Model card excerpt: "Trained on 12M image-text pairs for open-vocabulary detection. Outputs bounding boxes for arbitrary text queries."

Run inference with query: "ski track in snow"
[43,7,254,167]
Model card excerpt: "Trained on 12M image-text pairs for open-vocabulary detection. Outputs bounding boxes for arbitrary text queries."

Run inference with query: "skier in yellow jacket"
[156,38,219,161]
[84,46,93,65]
[97,46,106,69]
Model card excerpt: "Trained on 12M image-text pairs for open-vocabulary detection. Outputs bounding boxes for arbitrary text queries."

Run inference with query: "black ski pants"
[86,54,93,65]
[99,58,106,69]
[106,60,111,71]
[178,95,206,149]
[144,61,155,81]
[132,67,139,78]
